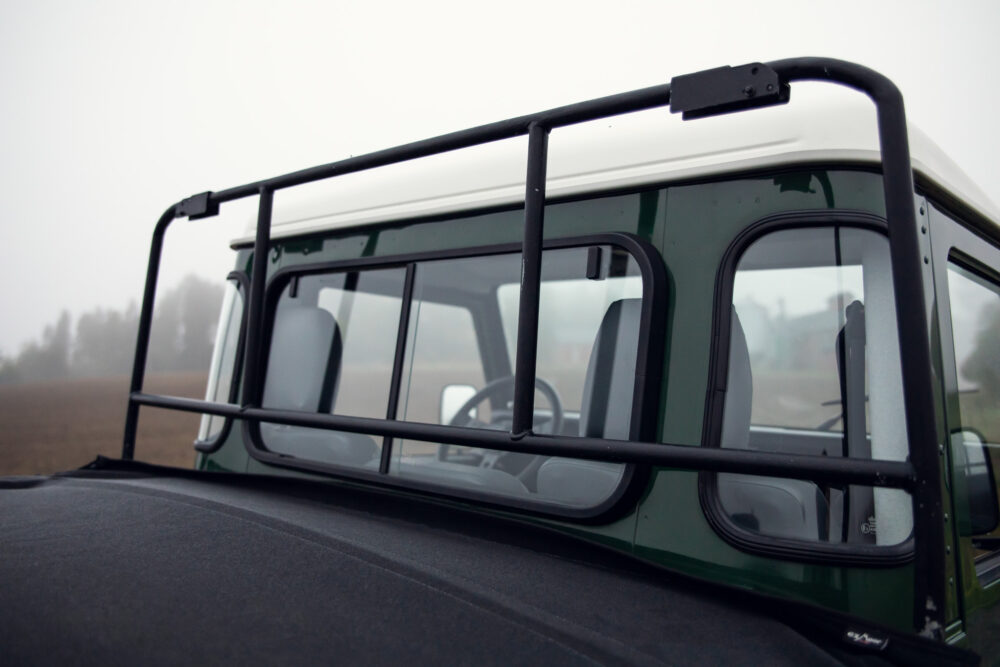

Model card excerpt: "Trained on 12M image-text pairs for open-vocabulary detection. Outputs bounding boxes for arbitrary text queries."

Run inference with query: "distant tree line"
[0,275,223,384]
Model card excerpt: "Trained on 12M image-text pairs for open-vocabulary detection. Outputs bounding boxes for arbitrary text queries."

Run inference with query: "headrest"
[579,298,642,440]
[262,307,340,412]
[720,307,752,449]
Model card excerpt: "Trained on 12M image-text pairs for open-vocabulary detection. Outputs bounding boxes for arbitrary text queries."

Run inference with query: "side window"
[197,279,244,444]
[257,268,407,469]
[945,261,1000,565]
[249,240,659,512]
[390,245,646,509]
[717,226,911,547]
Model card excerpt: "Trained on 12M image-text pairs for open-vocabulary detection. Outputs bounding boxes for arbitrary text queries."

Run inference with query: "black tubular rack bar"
[122,58,945,637]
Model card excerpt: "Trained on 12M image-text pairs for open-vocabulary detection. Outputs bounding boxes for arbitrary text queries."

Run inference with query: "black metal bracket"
[176,191,220,220]
[670,63,790,120]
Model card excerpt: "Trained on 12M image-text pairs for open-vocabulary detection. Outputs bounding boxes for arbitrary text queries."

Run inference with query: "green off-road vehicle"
[2,58,996,665]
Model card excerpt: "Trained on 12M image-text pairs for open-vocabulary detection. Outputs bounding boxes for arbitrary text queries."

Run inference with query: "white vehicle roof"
[252,86,999,242]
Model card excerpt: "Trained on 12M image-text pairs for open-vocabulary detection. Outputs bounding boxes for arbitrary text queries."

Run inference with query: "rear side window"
[945,261,1000,565]
[714,226,911,549]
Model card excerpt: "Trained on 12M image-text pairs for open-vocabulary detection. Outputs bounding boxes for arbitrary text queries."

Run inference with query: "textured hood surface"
[0,464,946,665]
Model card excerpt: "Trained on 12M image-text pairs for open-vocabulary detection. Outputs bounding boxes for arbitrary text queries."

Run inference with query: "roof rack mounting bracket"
[670,62,790,120]
[177,191,220,220]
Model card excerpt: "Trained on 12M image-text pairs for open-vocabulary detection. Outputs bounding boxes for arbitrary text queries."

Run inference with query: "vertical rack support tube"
[874,89,946,638]
[240,187,275,409]
[122,205,179,459]
[769,58,946,636]
[511,122,550,436]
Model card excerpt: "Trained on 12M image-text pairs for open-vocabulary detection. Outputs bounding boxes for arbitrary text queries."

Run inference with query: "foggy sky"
[1,0,998,355]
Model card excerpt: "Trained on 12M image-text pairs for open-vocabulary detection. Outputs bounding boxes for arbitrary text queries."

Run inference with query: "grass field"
[0,373,208,476]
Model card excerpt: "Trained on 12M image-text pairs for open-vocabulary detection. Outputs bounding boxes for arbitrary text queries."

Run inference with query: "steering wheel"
[439,376,563,466]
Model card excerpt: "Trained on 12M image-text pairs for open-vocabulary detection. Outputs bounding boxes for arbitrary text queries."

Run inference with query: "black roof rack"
[122,58,945,638]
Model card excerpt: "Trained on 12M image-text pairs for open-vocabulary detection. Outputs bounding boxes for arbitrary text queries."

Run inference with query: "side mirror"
[440,384,477,425]
[954,429,999,536]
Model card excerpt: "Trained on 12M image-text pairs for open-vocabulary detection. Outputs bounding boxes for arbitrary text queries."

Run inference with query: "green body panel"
[267,188,666,271]
[203,168,928,630]
[634,469,913,631]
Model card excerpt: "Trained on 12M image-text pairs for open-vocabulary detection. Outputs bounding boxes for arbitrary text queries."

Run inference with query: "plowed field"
[0,373,207,475]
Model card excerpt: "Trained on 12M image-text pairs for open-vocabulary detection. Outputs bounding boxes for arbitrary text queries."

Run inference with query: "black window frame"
[240,232,667,522]
[699,209,916,565]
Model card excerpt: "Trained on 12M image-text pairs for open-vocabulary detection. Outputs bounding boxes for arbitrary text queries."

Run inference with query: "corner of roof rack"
[176,191,220,220]
[670,62,790,120]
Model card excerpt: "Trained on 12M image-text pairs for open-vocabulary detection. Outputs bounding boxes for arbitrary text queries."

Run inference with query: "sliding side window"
[249,237,661,514]
[714,226,911,549]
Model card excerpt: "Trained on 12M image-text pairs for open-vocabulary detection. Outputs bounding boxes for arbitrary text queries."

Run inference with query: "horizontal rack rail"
[131,392,916,489]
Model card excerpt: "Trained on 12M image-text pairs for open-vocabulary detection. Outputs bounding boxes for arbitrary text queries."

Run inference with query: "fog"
[1,0,999,356]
